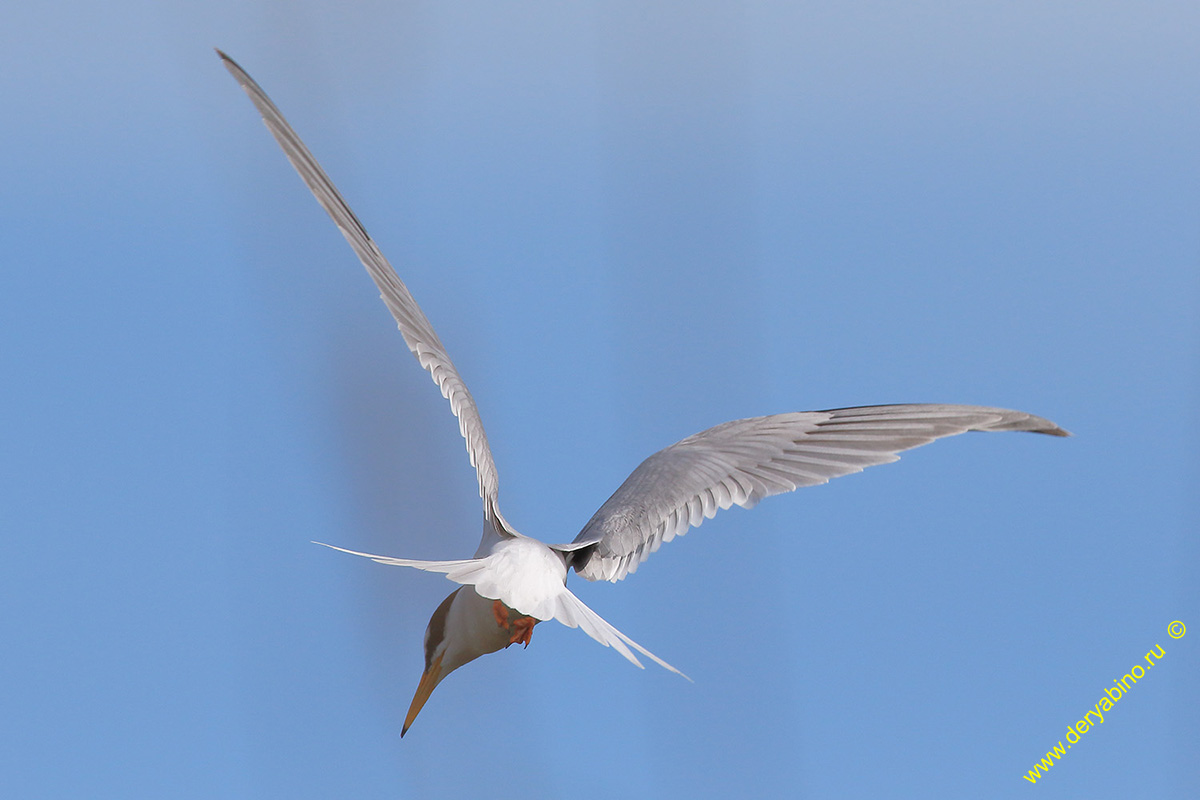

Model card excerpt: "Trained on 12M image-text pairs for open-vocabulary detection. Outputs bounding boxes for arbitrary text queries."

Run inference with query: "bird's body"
[220,50,1068,736]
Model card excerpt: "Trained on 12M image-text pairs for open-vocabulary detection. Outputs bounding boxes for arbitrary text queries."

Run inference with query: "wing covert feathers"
[219,51,503,526]
[569,404,1067,582]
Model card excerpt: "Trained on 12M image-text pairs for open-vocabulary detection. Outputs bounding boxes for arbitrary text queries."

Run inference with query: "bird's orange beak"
[401,653,444,737]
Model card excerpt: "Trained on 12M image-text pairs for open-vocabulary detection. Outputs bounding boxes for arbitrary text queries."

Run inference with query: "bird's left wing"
[564,404,1068,582]
[219,51,506,531]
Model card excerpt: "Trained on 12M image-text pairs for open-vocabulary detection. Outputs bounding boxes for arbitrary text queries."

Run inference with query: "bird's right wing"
[566,404,1068,582]
[219,51,506,530]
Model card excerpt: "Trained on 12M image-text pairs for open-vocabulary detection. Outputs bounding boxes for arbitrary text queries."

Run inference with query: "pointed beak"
[401,653,444,737]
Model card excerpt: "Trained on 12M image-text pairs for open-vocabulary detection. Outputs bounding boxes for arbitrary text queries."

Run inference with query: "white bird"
[219,50,1069,736]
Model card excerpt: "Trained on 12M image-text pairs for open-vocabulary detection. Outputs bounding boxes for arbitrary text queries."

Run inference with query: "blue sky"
[2,1,1196,797]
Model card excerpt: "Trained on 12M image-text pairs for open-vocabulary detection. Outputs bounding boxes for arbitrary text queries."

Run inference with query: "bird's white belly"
[470,537,567,621]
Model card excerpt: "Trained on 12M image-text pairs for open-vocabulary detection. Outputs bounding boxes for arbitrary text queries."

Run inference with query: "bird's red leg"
[510,616,537,648]
[491,599,509,628]
[492,600,536,648]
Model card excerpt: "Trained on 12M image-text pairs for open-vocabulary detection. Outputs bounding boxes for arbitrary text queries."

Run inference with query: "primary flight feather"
[219,50,1067,736]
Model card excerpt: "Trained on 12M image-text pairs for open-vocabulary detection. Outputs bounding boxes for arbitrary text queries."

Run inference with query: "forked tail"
[315,541,689,679]
[550,588,690,680]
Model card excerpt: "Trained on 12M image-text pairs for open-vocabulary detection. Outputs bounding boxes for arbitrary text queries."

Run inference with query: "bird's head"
[402,586,515,736]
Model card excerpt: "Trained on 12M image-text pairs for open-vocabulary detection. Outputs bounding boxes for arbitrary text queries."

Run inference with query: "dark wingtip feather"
[1022,415,1072,437]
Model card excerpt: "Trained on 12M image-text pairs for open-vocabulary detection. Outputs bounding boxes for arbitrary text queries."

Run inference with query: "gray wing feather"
[219,52,503,526]
[569,404,1067,582]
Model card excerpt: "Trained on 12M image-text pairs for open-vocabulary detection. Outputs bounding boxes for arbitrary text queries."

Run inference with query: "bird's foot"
[493,599,536,647]
[509,616,537,648]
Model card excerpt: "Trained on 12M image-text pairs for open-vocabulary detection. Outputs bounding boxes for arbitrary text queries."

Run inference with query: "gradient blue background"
[2,2,1196,797]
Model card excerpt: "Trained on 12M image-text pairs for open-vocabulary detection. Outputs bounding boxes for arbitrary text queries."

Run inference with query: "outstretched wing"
[567,404,1068,582]
[219,51,505,529]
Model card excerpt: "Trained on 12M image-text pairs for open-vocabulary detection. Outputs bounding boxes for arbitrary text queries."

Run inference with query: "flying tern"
[219,50,1068,736]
